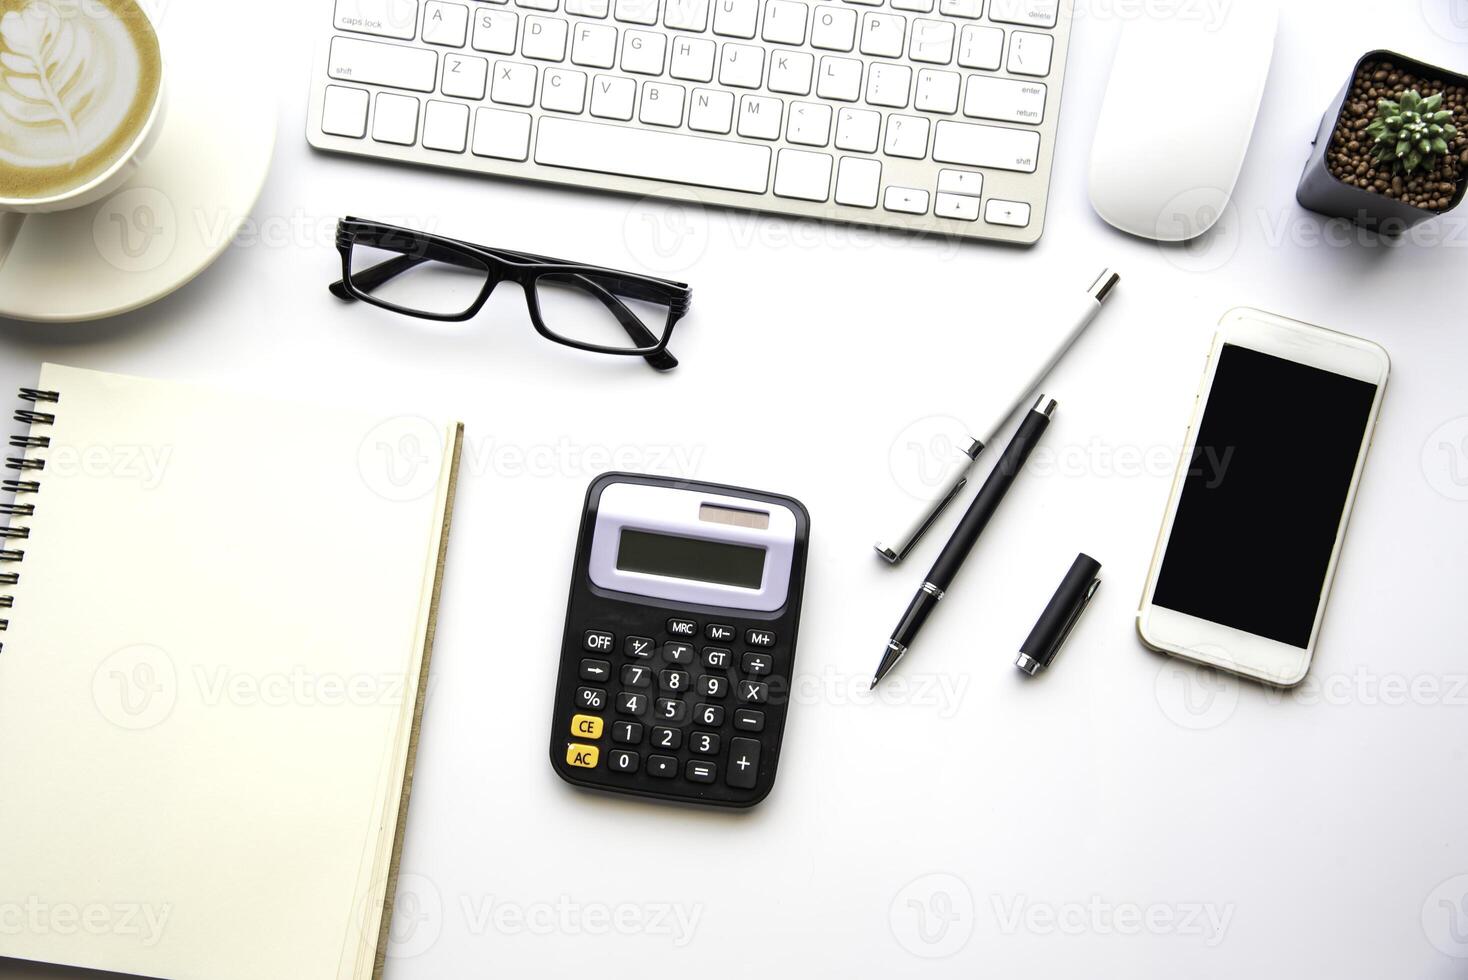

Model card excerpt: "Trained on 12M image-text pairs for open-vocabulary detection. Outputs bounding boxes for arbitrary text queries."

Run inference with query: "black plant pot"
[1296,49,1468,235]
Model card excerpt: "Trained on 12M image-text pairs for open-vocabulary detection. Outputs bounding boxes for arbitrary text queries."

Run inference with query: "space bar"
[535,118,771,195]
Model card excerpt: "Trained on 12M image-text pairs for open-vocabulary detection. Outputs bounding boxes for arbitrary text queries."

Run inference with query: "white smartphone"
[1137,308,1389,687]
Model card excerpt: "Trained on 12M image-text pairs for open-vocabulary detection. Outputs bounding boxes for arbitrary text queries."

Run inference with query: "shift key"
[932,120,1040,173]
[328,36,438,92]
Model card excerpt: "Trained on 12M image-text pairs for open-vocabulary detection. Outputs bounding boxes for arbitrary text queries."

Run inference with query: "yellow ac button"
[566,743,600,769]
[570,714,603,739]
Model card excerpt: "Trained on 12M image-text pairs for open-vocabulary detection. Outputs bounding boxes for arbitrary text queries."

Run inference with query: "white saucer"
[0,34,275,323]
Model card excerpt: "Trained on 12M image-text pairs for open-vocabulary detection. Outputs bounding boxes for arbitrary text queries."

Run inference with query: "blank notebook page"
[0,364,459,980]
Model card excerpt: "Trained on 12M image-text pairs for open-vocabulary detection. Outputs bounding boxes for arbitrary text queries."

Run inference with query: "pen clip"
[1044,575,1100,663]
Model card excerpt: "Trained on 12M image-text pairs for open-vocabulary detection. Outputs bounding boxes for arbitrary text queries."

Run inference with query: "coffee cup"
[0,0,166,269]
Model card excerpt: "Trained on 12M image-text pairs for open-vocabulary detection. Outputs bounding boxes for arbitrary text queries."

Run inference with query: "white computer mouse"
[1088,3,1279,242]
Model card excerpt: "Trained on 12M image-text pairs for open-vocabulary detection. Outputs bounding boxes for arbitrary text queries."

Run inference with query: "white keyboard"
[308,0,1072,244]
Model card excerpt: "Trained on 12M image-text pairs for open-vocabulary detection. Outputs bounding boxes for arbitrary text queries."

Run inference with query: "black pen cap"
[1016,553,1102,675]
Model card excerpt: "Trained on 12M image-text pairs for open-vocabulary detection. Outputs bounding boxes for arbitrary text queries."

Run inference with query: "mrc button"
[667,618,698,637]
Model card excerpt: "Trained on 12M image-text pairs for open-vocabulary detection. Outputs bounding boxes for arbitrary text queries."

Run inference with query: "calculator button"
[667,617,699,637]
[686,760,717,783]
[576,687,607,710]
[580,658,612,682]
[647,754,678,778]
[694,703,725,726]
[652,725,683,749]
[727,737,761,789]
[662,641,694,664]
[737,680,769,704]
[697,674,729,698]
[706,623,736,642]
[616,691,648,716]
[746,628,777,648]
[625,635,655,658]
[566,743,600,768]
[612,721,643,744]
[584,630,615,653]
[655,698,688,723]
[702,647,731,669]
[741,652,773,676]
[621,663,652,687]
[608,749,639,773]
[660,669,691,693]
[571,713,604,738]
[690,731,721,756]
[734,708,765,732]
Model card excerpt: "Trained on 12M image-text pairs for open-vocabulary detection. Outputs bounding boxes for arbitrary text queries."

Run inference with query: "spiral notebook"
[0,364,464,980]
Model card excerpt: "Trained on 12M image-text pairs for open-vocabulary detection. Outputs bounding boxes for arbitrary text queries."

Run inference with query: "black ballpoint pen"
[871,394,1057,689]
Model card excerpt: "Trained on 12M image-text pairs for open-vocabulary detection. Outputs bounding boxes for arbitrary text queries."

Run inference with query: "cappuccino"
[0,0,162,202]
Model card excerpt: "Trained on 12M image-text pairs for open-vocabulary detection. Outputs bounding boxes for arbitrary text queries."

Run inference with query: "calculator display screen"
[616,529,766,589]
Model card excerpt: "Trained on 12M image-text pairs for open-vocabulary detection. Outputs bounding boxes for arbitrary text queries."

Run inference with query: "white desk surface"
[3,1,1467,978]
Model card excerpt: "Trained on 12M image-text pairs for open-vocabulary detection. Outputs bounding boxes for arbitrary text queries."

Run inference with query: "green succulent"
[1366,89,1458,175]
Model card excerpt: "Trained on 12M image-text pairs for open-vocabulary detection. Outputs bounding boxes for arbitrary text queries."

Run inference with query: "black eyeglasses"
[330,217,692,371]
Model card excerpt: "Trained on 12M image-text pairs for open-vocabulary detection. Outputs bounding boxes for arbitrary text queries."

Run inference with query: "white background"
[4,0,1468,977]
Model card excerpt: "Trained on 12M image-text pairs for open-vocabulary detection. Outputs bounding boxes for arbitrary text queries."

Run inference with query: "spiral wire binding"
[2,387,59,652]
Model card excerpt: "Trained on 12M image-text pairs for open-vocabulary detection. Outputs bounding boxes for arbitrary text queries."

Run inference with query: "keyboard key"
[640,81,686,125]
[523,15,569,59]
[858,12,905,58]
[702,646,732,668]
[1007,30,1053,76]
[689,731,721,755]
[321,84,369,138]
[372,92,420,144]
[670,36,716,81]
[647,754,678,778]
[963,76,1046,124]
[883,185,929,214]
[736,94,782,139]
[695,702,725,726]
[571,713,604,738]
[688,87,735,131]
[932,119,1039,171]
[625,635,655,658]
[655,698,688,722]
[834,107,879,151]
[471,9,519,53]
[516,0,560,10]
[988,0,1058,28]
[762,0,808,44]
[697,674,729,698]
[706,623,736,642]
[542,67,587,112]
[746,628,777,648]
[334,0,418,40]
[614,0,660,23]
[938,0,981,16]
[442,53,489,98]
[329,37,438,92]
[915,68,960,113]
[621,663,652,687]
[607,748,639,772]
[566,743,600,767]
[662,641,694,663]
[652,725,683,749]
[768,50,813,94]
[864,62,911,108]
[883,113,929,158]
[616,691,648,715]
[667,617,698,637]
[612,720,643,743]
[937,167,982,195]
[737,679,769,703]
[892,0,932,11]
[491,59,537,105]
[786,101,832,145]
[660,668,692,692]
[908,18,954,64]
[727,736,760,788]
[936,191,980,220]
[712,0,757,36]
[957,24,1003,69]
[984,198,1031,226]
[567,0,610,13]
[686,760,717,783]
[664,0,710,29]
[834,156,880,207]
[719,42,765,87]
[583,630,615,654]
[621,28,667,73]
[534,116,772,193]
[741,652,773,675]
[423,1,470,45]
[571,22,617,67]
[733,707,765,731]
[810,6,856,50]
[816,56,863,101]
[576,686,608,710]
[579,657,612,681]
[773,148,832,200]
[589,74,636,118]
[472,106,532,158]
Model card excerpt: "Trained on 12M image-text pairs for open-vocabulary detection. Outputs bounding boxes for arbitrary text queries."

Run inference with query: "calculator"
[549,472,810,808]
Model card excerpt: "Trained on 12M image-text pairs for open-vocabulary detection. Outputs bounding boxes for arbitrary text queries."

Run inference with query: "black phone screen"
[1152,344,1378,648]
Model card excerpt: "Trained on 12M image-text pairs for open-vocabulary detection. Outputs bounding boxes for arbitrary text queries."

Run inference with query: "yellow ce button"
[571,713,603,739]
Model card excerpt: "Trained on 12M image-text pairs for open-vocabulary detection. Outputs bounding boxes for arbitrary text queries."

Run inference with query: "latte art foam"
[0,0,162,201]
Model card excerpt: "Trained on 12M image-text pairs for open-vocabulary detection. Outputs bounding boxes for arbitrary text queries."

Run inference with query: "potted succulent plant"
[1296,50,1468,234]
